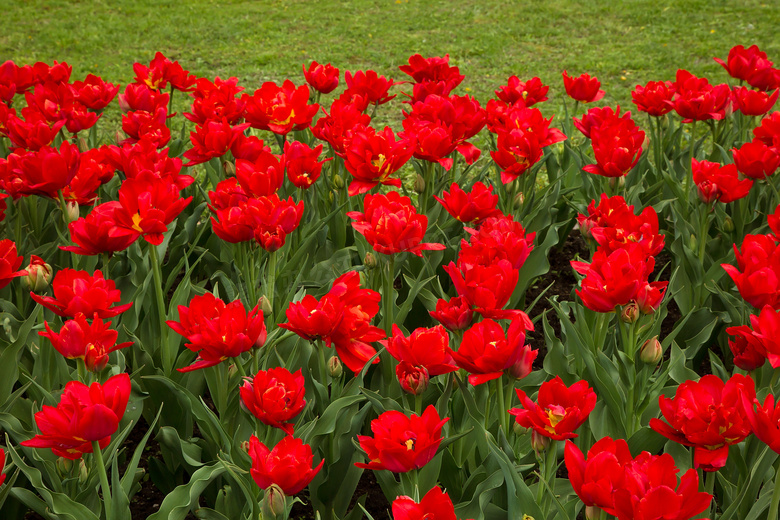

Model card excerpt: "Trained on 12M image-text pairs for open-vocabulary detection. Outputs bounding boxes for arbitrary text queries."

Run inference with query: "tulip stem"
[149,244,171,374]
[768,462,780,520]
[265,250,278,321]
[494,377,508,434]
[381,254,396,386]
[414,394,422,417]
[102,253,111,280]
[91,441,113,520]
[685,121,697,208]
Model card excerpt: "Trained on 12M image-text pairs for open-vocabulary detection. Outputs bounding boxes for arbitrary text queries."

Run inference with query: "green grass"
[2,0,778,131]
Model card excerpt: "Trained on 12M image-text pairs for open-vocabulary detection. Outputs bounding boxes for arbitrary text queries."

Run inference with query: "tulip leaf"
[485,432,543,520]
[111,447,132,520]
[397,273,436,325]
[0,304,38,408]
[147,463,228,520]
[193,507,230,520]
[360,386,403,414]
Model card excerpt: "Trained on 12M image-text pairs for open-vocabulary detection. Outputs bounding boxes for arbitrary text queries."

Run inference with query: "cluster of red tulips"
[0,41,780,520]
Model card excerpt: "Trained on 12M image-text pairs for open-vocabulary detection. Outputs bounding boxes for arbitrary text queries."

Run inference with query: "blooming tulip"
[248,435,323,495]
[240,368,306,434]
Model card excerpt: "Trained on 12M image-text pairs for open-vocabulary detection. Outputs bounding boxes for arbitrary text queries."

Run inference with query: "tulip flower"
[185,76,246,126]
[21,373,131,459]
[243,80,319,135]
[30,269,132,319]
[280,293,344,344]
[429,296,474,331]
[40,313,132,372]
[667,70,732,123]
[564,437,634,517]
[0,239,27,290]
[243,194,305,252]
[183,119,250,166]
[726,325,767,371]
[3,141,80,198]
[510,376,597,440]
[348,191,445,257]
[631,81,675,117]
[399,54,463,88]
[240,368,306,434]
[725,305,780,368]
[303,61,339,94]
[692,158,754,204]
[577,195,665,256]
[448,317,536,385]
[4,112,65,150]
[392,486,468,520]
[444,259,521,320]
[583,117,645,178]
[343,69,399,106]
[562,71,605,103]
[384,324,458,377]
[235,151,285,197]
[573,106,632,140]
[732,140,780,179]
[117,83,170,113]
[734,86,779,116]
[722,233,780,309]
[120,107,170,148]
[754,111,780,148]
[61,202,141,256]
[0,447,5,487]
[714,44,774,84]
[489,128,544,183]
[248,435,323,495]
[650,374,755,471]
[283,141,330,189]
[71,74,120,111]
[495,76,549,107]
[167,292,266,372]
[356,405,448,472]
[342,125,414,196]
[311,98,372,155]
[459,215,536,270]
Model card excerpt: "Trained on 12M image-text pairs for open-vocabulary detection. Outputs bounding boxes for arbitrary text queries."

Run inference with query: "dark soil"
[290,470,391,520]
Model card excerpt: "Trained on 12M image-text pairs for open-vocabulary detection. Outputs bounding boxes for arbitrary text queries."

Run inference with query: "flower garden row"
[0,44,779,520]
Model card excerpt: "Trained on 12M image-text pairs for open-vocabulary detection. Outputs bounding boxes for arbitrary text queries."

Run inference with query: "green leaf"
[147,463,227,520]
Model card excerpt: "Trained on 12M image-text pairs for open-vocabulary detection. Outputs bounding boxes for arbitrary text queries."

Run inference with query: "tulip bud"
[522,515,536,520]
[56,456,73,476]
[240,440,251,453]
[78,459,89,484]
[23,256,53,292]
[77,136,89,153]
[608,176,625,191]
[328,356,343,378]
[554,142,565,157]
[61,201,79,224]
[513,191,524,209]
[414,174,425,194]
[689,233,697,252]
[513,422,528,436]
[328,191,335,204]
[723,216,734,233]
[333,174,344,189]
[640,336,663,364]
[397,363,429,396]
[260,296,273,317]
[585,506,602,520]
[223,160,236,177]
[227,363,238,379]
[364,252,377,269]
[115,130,125,145]
[620,302,639,323]
[261,483,286,519]
[531,430,550,454]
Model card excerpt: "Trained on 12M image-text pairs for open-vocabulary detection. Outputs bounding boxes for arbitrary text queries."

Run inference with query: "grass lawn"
[2,0,778,132]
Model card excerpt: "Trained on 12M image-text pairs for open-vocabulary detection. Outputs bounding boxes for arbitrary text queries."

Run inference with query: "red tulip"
[741,392,780,454]
[243,194,305,251]
[356,405,448,472]
[283,141,330,189]
[726,325,767,371]
[564,437,634,517]
[495,76,548,107]
[344,69,399,106]
[184,76,246,126]
[243,80,319,135]
[3,141,80,198]
[722,233,780,309]
[240,368,306,435]
[183,119,250,166]
[754,111,780,150]
[311,98,371,156]
[4,111,65,150]
[120,107,170,148]
[0,239,26,290]
[726,305,780,368]
[279,293,344,344]
[392,486,467,520]
[30,269,132,319]
[342,125,414,196]
[448,317,536,385]
[117,83,170,113]
[167,292,266,372]
[460,215,536,271]
[714,44,774,84]
[510,377,597,440]
[61,202,141,256]
[583,117,645,178]
[113,171,192,245]
[490,128,544,184]
[348,191,445,257]
[444,259,520,320]
[236,151,285,197]
[385,324,458,377]
[303,61,339,94]
[562,71,605,103]
[734,86,778,116]
[399,54,463,88]
[71,74,120,111]
[573,106,632,140]
[248,435,323,495]
[668,70,732,123]
[395,362,430,396]
[434,181,501,224]
[732,140,780,179]
[429,296,474,331]
[631,81,675,117]
[649,374,755,471]
[40,313,132,372]
[21,373,131,459]
[0,447,5,486]
[577,194,665,256]
[692,158,753,203]
[133,52,196,92]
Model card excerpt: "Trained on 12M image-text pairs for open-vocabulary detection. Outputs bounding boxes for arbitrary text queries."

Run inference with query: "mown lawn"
[2,0,778,129]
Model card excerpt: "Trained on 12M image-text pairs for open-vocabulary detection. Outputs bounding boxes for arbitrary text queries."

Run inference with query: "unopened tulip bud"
[261,483,286,519]
[723,216,734,233]
[608,176,625,190]
[689,233,697,251]
[228,363,238,379]
[585,506,602,520]
[397,363,429,395]
[328,190,336,204]
[414,174,425,194]
[621,302,639,323]
[78,459,89,484]
[531,430,550,454]
[223,161,236,176]
[77,136,89,153]
[554,142,565,157]
[522,515,536,520]
[328,356,343,378]
[333,174,344,189]
[364,252,377,269]
[56,456,73,476]
[513,422,528,436]
[640,336,663,364]
[513,191,525,209]
[62,201,79,224]
[23,255,53,292]
[115,130,125,145]
[260,295,273,316]
[240,440,251,453]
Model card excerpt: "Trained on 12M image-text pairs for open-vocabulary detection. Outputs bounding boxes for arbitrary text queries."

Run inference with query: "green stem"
[685,120,697,208]
[265,250,278,321]
[414,394,423,417]
[149,244,171,374]
[381,254,396,385]
[102,253,111,280]
[495,376,508,434]
[233,357,248,379]
[317,340,328,387]
[699,469,716,519]
[91,441,113,520]
[768,462,780,520]
[542,440,557,516]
